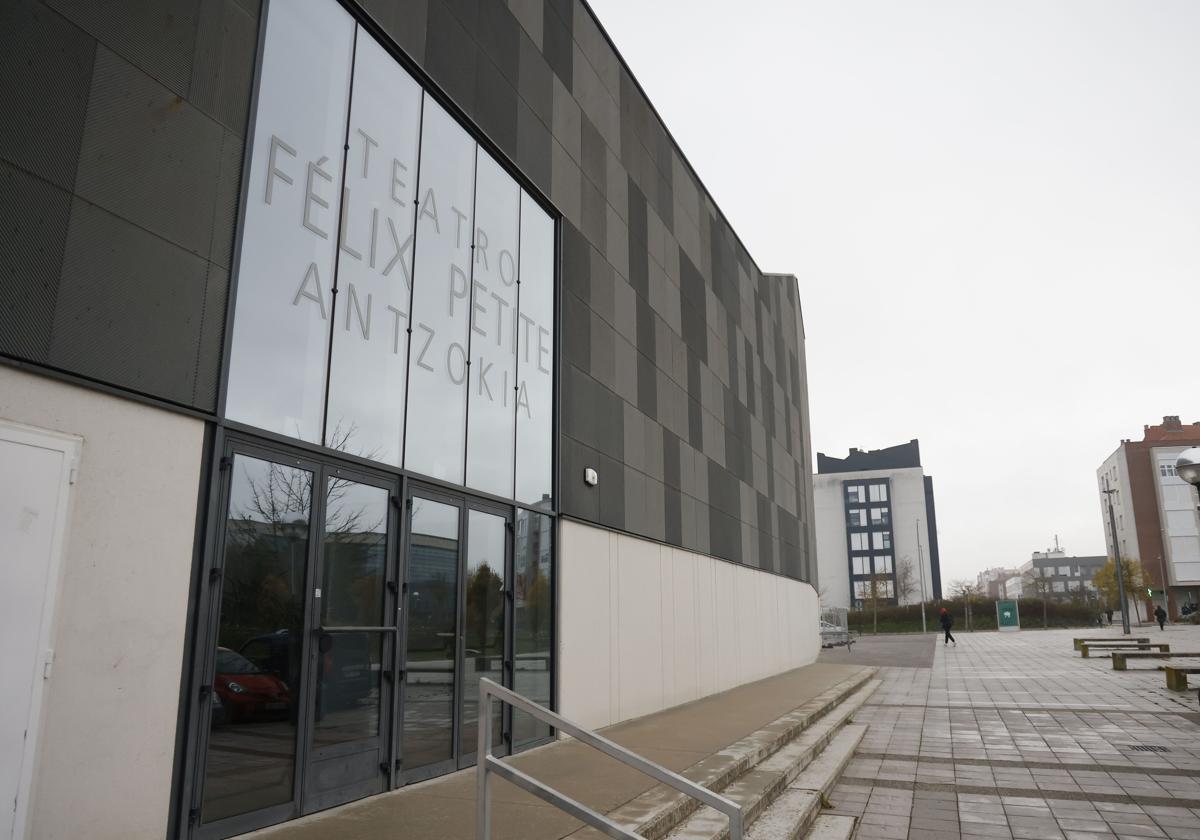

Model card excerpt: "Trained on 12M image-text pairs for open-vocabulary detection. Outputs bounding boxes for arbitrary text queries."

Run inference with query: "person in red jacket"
[939,607,957,646]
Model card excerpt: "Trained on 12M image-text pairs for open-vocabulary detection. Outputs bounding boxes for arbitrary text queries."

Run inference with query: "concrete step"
[662,684,877,840]
[802,815,856,840]
[743,791,820,840]
[740,726,866,840]
[567,669,878,840]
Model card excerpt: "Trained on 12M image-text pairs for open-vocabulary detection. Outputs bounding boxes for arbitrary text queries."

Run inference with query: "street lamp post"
[916,519,927,634]
[1102,478,1131,635]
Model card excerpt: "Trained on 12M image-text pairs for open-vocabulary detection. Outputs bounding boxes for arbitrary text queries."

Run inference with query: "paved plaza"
[821,625,1200,840]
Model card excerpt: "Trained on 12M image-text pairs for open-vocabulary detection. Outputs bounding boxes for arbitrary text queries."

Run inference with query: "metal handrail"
[476,678,743,840]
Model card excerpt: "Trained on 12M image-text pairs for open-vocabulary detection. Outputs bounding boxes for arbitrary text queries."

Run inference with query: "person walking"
[939,607,956,646]
[1155,604,1167,631]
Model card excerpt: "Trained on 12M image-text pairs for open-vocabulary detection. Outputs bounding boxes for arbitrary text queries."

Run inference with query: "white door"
[0,422,78,840]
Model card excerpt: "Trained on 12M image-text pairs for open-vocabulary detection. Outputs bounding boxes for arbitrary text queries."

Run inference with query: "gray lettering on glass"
[471,280,488,338]
[391,159,408,206]
[338,185,363,260]
[537,326,550,374]
[323,31,422,465]
[518,312,534,361]
[452,206,469,247]
[489,290,510,347]
[265,134,296,204]
[345,282,370,339]
[293,262,328,319]
[449,264,469,317]
[477,358,493,399]
[355,128,377,178]
[303,156,332,239]
[464,152,519,497]
[418,187,440,232]
[415,323,435,371]
[403,99,476,484]
[499,249,516,286]
[387,304,407,354]
[447,342,467,385]
[516,380,531,419]
[369,207,378,268]
[225,0,353,443]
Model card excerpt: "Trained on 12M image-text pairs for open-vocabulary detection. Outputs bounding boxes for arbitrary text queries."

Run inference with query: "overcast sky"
[588,0,1200,584]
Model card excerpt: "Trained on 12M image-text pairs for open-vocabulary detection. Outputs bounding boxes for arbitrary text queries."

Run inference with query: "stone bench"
[1080,642,1168,658]
[1112,651,1200,670]
[1073,637,1149,651]
[1165,666,1200,691]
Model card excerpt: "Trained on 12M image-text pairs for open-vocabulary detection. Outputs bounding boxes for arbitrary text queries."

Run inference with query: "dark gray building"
[0,1,818,838]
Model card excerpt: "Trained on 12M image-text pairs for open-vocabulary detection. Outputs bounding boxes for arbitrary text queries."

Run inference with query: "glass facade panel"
[514,196,555,507]
[513,510,553,745]
[459,509,507,755]
[320,478,388,627]
[403,497,460,771]
[402,100,477,484]
[324,34,423,464]
[225,1,354,441]
[464,154,520,496]
[226,9,555,506]
[202,455,312,824]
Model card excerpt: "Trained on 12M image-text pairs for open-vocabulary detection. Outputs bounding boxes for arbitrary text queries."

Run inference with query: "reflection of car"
[240,630,372,712]
[214,647,290,723]
[239,630,293,683]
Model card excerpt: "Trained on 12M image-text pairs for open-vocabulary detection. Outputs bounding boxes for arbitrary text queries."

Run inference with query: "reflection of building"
[0,0,819,837]
[1097,416,1200,616]
[976,567,1019,599]
[1012,543,1105,603]
[814,440,943,609]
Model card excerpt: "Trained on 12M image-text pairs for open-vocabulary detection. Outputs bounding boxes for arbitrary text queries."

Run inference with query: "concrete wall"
[557,518,819,731]
[0,367,204,840]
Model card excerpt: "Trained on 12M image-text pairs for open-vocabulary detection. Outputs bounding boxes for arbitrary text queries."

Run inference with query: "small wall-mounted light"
[584,467,599,487]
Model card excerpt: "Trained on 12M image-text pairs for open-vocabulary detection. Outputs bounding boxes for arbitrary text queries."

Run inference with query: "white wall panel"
[0,367,204,840]
[559,519,820,730]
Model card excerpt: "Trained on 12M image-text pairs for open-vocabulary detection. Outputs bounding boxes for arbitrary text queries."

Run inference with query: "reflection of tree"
[466,562,504,654]
[519,559,550,652]
[222,461,311,654]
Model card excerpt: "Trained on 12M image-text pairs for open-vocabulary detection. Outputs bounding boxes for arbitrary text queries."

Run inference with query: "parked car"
[213,647,290,723]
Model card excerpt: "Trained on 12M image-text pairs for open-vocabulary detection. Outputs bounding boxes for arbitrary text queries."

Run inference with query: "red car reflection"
[214,647,290,723]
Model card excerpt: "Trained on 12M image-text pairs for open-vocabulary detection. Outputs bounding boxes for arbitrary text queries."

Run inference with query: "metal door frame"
[300,462,402,813]
[457,498,513,770]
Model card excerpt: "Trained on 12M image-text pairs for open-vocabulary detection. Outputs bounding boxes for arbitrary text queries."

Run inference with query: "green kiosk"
[996,599,1021,631]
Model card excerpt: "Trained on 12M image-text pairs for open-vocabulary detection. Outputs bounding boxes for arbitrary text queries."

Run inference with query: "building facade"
[1097,416,1200,616]
[1010,546,1105,603]
[813,440,942,610]
[976,566,1018,599]
[0,1,819,838]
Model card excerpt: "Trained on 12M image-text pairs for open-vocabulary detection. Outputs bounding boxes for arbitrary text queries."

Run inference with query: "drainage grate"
[1128,745,1171,753]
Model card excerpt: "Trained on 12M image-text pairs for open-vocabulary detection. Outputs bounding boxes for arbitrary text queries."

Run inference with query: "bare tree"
[948,579,983,630]
[895,556,919,604]
[859,573,894,634]
[1021,567,1054,629]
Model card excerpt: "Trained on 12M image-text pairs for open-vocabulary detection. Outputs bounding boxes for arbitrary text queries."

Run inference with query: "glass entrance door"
[197,450,400,834]
[458,507,508,768]
[401,493,510,780]
[401,494,461,781]
[301,469,397,813]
